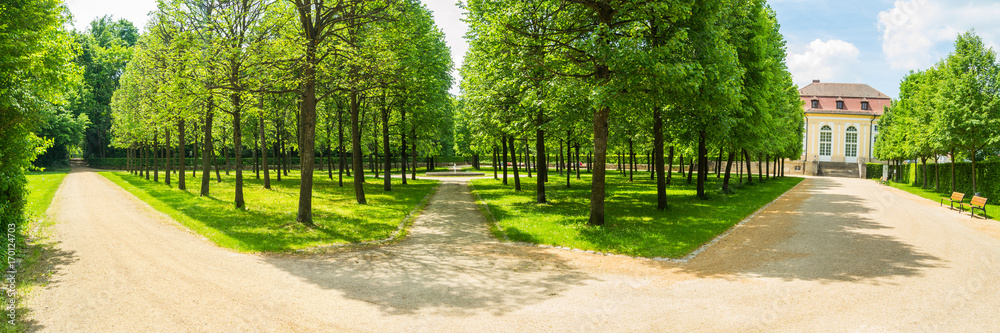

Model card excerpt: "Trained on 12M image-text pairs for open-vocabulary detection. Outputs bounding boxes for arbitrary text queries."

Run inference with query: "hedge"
[865,163,884,179]
[910,161,1000,199]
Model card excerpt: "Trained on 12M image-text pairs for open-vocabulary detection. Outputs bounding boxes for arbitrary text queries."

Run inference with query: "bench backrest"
[971,196,988,207]
[952,192,966,201]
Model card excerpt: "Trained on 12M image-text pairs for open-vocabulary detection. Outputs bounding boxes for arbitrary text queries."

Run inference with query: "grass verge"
[471,169,802,258]
[882,180,995,220]
[101,170,437,252]
[10,171,69,333]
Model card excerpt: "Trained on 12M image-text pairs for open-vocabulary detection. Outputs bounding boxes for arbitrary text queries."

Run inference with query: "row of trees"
[875,31,1000,194]
[1,0,79,282]
[457,0,804,225]
[110,0,453,226]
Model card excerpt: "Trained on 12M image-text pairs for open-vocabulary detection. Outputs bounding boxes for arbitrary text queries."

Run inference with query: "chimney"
[812,79,820,83]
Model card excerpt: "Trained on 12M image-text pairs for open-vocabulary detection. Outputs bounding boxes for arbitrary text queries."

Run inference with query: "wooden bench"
[879,176,889,185]
[963,196,988,218]
[941,192,966,210]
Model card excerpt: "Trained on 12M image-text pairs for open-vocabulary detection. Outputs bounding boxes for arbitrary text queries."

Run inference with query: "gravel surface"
[25,169,1000,331]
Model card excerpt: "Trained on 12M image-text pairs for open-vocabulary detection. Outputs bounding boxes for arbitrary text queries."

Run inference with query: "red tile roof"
[799,82,891,99]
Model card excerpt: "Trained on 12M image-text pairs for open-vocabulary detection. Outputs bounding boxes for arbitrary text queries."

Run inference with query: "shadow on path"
[263,179,596,316]
[669,177,944,284]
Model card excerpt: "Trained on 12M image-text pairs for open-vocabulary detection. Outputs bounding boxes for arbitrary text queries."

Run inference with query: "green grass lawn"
[471,169,802,258]
[101,170,438,252]
[25,170,69,219]
[11,171,70,333]
[882,180,995,220]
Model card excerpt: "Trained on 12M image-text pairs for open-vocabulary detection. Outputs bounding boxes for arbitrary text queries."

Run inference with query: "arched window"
[819,125,832,160]
[845,126,858,161]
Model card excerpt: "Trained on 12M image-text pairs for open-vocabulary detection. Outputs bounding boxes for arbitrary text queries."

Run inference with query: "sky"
[65,0,1000,99]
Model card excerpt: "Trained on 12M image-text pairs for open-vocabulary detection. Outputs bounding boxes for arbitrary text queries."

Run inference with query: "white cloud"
[878,0,1000,70]
[787,39,861,86]
[65,0,157,31]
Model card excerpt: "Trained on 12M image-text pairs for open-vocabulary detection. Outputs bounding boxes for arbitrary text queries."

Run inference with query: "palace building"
[790,80,891,177]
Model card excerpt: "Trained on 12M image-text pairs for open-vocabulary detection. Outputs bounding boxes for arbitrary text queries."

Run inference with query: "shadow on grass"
[476,173,806,258]
[104,171,437,252]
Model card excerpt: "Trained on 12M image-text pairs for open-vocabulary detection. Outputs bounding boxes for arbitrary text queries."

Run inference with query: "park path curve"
[25,169,1000,331]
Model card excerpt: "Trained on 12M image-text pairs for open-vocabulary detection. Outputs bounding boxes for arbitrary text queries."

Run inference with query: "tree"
[938,31,1000,195]
[70,16,138,159]
[0,0,78,294]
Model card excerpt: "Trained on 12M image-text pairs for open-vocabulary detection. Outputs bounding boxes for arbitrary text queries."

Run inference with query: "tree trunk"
[338,104,345,187]
[972,150,978,195]
[558,141,564,176]
[722,151,736,194]
[667,146,674,185]
[284,136,290,176]
[492,146,498,180]
[192,130,198,178]
[653,108,666,210]
[525,139,532,178]
[678,153,684,178]
[326,113,333,180]
[400,108,407,185]
[575,144,581,179]
[935,156,940,191]
[502,137,509,185]
[177,120,186,190]
[687,159,694,184]
[922,156,928,188]
[382,102,391,192]
[744,149,753,184]
[154,130,159,182]
[628,138,634,182]
[231,91,245,209]
[410,130,416,180]
[536,122,547,203]
[764,154,769,180]
[201,101,214,195]
[165,127,171,186]
[143,143,149,180]
[588,105,611,226]
[510,136,520,191]
[350,90,366,204]
[566,136,572,188]
[254,121,260,180]
[697,131,707,199]
[951,148,956,192]
[261,114,270,190]
[275,119,282,182]
[757,153,763,183]
[716,147,722,177]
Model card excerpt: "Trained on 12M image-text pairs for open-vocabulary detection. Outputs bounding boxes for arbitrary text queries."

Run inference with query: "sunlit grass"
[25,170,68,220]
[471,168,802,258]
[883,180,995,220]
[12,171,69,333]
[101,170,438,252]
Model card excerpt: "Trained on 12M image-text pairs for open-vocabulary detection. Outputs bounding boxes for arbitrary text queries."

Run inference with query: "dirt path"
[27,170,1000,331]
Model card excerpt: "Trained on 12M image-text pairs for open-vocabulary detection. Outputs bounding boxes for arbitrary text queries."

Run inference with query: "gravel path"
[26,169,1000,331]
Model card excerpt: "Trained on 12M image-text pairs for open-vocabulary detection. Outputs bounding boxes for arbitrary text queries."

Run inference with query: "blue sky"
[773,0,1000,99]
[66,0,1000,99]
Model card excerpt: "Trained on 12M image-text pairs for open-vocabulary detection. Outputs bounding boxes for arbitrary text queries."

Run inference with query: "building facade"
[790,80,891,175]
